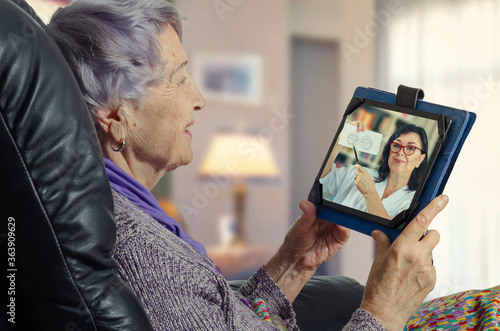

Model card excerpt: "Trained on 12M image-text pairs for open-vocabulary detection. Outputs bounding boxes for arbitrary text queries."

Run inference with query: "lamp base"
[233,179,247,246]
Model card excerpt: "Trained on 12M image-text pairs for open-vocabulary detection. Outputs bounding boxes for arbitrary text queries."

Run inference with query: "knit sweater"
[110,190,385,330]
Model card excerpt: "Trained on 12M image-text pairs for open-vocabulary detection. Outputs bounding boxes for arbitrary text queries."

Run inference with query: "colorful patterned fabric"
[252,298,288,330]
[405,286,500,330]
[253,298,272,322]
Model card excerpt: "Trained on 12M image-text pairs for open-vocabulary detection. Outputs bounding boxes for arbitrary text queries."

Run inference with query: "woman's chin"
[389,164,406,174]
[163,152,193,173]
[180,151,194,166]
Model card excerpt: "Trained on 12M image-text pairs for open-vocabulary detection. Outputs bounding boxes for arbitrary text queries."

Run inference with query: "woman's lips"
[184,122,194,137]
[394,158,405,164]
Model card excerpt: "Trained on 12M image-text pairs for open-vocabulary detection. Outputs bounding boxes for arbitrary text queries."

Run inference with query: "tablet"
[308,86,475,241]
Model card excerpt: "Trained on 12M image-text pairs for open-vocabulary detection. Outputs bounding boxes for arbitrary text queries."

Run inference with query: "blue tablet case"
[311,86,476,242]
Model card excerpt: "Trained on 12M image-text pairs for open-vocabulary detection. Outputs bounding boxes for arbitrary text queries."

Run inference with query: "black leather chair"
[0,0,153,329]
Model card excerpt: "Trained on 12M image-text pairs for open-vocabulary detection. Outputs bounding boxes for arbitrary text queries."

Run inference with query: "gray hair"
[47,0,183,129]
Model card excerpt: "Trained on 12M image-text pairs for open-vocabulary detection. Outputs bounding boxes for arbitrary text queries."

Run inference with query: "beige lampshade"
[198,132,280,179]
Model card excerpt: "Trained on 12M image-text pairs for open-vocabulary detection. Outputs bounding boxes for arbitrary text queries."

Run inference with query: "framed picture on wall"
[193,53,262,105]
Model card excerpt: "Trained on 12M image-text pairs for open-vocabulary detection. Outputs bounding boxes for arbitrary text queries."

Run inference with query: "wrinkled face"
[128,24,205,174]
[388,132,426,179]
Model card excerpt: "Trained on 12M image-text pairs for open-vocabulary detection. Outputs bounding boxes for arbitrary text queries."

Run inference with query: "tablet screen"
[315,99,447,228]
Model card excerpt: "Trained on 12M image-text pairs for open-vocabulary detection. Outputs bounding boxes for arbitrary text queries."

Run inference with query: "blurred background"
[29,0,499,300]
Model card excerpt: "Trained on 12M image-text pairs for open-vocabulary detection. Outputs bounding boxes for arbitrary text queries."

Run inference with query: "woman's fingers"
[298,200,317,219]
[399,195,449,242]
[353,165,374,196]
[372,230,391,256]
[421,229,440,250]
[350,121,366,132]
[354,164,367,173]
[293,200,318,230]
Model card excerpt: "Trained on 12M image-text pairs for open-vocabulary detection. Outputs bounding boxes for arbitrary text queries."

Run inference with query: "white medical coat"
[319,164,414,219]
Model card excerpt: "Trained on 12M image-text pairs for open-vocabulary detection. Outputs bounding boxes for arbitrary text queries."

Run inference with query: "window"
[377,0,500,299]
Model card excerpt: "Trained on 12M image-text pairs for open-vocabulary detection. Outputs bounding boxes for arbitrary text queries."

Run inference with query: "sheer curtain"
[377,0,500,299]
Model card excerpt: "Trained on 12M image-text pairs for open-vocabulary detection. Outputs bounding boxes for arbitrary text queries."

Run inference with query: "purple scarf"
[104,158,207,255]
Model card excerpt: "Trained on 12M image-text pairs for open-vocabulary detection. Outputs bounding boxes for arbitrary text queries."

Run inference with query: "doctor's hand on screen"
[350,120,366,132]
[353,164,376,196]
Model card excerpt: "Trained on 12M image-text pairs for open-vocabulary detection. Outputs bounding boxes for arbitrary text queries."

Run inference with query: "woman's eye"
[393,143,401,149]
[407,146,415,152]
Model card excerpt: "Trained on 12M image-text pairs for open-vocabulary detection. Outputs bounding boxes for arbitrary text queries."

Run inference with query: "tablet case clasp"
[396,84,425,109]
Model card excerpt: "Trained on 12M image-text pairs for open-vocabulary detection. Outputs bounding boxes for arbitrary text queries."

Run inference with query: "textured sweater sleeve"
[239,270,385,331]
[111,192,295,331]
[342,309,387,330]
[238,267,298,330]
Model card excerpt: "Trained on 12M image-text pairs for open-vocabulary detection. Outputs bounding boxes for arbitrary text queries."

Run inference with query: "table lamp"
[198,131,280,246]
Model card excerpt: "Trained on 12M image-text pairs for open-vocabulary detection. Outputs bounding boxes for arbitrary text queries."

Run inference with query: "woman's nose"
[192,81,206,111]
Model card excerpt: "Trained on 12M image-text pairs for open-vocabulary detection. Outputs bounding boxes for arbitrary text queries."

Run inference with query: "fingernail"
[437,195,449,208]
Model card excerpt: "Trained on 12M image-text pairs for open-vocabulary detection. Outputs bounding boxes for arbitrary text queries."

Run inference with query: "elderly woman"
[320,123,428,220]
[47,1,446,330]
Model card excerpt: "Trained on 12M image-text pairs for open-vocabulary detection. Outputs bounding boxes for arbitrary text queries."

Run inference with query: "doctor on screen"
[320,121,428,220]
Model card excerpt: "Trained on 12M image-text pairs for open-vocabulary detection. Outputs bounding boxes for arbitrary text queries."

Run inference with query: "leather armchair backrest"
[0,1,153,329]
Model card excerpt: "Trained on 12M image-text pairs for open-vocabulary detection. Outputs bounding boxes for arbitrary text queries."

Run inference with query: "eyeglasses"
[389,142,422,156]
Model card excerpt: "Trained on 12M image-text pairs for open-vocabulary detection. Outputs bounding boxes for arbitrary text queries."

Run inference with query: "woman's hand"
[264,201,350,302]
[321,121,366,179]
[360,195,449,331]
[350,120,366,132]
[354,164,376,196]
[282,200,350,271]
[355,163,391,219]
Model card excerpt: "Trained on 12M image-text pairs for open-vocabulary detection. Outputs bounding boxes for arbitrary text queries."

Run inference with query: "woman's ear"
[96,108,113,134]
[417,153,426,168]
[96,102,134,143]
